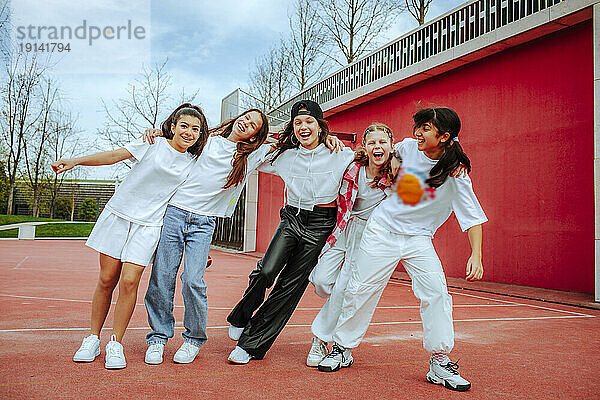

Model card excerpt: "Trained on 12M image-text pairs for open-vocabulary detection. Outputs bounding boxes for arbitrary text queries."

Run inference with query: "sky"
[8,0,463,179]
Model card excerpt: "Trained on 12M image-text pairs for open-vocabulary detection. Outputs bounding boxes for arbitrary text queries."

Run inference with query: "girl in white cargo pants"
[317,107,486,394]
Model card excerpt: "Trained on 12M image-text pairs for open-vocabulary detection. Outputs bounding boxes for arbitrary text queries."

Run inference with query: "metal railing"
[211,187,245,250]
[268,0,565,123]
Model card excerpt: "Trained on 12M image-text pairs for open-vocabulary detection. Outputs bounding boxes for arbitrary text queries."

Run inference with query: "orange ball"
[396,174,424,206]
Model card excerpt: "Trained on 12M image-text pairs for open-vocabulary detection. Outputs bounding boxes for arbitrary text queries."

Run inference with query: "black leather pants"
[227,205,336,359]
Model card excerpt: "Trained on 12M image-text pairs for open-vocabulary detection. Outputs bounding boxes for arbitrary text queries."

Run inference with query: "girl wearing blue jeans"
[143,109,271,365]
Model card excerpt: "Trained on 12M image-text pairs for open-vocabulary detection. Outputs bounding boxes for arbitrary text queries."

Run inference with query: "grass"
[0,215,95,238]
[0,215,63,226]
[35,223,94,237]
[0,228,17,238]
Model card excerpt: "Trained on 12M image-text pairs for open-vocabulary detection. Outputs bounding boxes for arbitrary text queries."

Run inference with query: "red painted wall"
[256,21,594,293]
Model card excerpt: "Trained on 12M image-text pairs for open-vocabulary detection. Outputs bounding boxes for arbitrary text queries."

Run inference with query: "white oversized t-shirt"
[258,144,355,211]
[371,138,487,237]
[169,136,273,217]
[103,137,196,226]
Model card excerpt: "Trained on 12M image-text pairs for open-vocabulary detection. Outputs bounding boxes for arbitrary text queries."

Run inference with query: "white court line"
[0,294,522,310]
[0,314,595,333]
[388,280,595,317]
[12,256,30,270]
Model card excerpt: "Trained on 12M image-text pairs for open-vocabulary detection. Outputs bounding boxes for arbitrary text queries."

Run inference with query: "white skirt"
[85,208,162,267]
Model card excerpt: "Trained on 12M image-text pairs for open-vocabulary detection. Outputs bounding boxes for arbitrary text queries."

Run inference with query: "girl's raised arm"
[52,147,133,174]
[465,224,483,281]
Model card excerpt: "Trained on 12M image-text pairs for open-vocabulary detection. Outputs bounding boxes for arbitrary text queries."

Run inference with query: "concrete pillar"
[243,171,259,253]
[594,3,600,302]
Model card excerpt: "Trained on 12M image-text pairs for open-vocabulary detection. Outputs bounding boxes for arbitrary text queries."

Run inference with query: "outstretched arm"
[465,224,483,281]
[51,147,132,174]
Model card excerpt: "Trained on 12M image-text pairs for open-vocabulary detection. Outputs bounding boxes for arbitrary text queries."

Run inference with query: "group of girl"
[52,99,486,392]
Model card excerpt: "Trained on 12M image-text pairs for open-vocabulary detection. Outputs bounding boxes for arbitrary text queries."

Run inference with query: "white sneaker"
[426,355,471,392]
[105,335,126,369]
[227,346,252,364]
[306,336,328,367]
[173,341,200,364]
[145,343,165,365]
[228,325,244,341]
[73,334,100,362]
[318,343,353,372]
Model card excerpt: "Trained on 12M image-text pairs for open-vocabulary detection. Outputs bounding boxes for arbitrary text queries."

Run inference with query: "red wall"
[256,21,594,293]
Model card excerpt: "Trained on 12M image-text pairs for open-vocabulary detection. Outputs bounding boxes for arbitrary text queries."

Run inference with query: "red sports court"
[1,240,598,399]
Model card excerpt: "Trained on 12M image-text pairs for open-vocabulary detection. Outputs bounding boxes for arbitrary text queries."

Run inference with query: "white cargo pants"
[331,218,454,354]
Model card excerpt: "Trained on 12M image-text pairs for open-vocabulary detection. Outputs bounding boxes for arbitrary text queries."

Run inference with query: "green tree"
[77,198,97,222]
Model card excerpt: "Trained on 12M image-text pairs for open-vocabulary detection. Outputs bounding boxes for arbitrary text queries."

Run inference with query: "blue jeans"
[145,205,216,347]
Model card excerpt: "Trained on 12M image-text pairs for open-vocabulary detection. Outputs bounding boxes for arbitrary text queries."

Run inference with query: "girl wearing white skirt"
[306,123,396,367]
[317,107,486,393]
[51,104,208,369]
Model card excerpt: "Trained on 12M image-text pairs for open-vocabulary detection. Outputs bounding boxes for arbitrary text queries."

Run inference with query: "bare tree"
[1,54,44,214]
[0,0,10,60]
[316,0,404,64]
[101,59,171,149]
[405,0,432,25]
[22,77,58,217]
[247,41,293,112]
[47,110,79,218]
[288,0,329,91]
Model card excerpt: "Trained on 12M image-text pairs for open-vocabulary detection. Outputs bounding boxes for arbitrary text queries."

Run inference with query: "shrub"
[78,198,97,221]
[54,197,72,220]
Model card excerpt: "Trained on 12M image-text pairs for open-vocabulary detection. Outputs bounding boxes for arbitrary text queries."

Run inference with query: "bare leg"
[90,253,122,338]
[112,262,146,342]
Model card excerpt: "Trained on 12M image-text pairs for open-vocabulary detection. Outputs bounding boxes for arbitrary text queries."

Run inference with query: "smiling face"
[364,130,393,167]
[293,110,320,149]
[413,121,450,157]
[230,111,263,142]
[170,114,202,151]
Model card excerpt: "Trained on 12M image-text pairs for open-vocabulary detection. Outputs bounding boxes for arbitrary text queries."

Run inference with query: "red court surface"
[1,240,599,399]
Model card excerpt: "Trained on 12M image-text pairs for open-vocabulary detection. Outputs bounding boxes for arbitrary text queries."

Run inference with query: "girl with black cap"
[227,99,355,364]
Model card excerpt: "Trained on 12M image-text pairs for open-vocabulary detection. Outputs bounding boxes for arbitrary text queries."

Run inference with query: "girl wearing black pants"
[227,100,354,363]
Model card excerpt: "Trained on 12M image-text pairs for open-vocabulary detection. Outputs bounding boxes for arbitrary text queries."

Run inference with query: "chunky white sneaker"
[228,325,244,341]
[306,336,328,367]
[228,346,252,364]
[73,334,100,362]
[145,343,165,365]
[105,335,126,369]
[173,341,200,364]
[426,355,471,392]
[318,343,353,372]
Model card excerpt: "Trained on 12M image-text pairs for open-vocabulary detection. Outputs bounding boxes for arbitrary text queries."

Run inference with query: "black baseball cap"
[291,99,323,120]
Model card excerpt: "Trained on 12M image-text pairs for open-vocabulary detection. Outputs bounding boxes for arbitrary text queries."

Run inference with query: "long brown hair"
[271,116,330,163]
[161,103,209,157]
[209,109,269,189]
[354,122,395,188]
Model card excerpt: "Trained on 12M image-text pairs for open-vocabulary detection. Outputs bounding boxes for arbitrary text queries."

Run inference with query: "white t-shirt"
[258,143,355,210]
[169,136,272,217]
[351,166,390,220]
[104,137,196,226]
[371,138,487,237]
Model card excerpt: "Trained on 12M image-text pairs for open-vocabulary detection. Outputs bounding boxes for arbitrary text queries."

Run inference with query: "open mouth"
[298,131,312,140]
[237,121,246,133]
[179,135,195,145]
[372,150,385,161]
